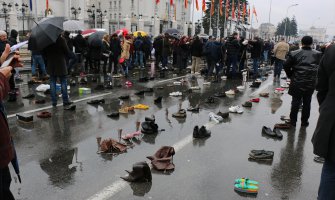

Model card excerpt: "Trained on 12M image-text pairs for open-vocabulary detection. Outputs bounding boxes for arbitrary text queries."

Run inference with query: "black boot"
[121,162,152,182]
[193,126,199,138]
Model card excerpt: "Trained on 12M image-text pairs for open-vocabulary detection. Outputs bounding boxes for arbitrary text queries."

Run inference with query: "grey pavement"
[5,69,322,200]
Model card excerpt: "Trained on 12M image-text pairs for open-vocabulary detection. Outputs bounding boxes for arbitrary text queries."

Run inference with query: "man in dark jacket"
[73,30,88,73]
[63,31,77,74]
[153,35,163,69]
[0,43,22,200]
[225,32,240,78]
[43,35,72,107]
[190,36,203,74]
[162,33,171,70]
[248,36,263,78]
[312,44,335,200]
[205,39,222,80]
[134,33,144,68]
[109,33,121,74]
[284,36,322,127]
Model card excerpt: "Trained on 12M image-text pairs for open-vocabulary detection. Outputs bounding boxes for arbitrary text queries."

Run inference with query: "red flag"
[170,0,174,5]
[226,0,230,19]
[242,2,246,22]
[238,0,240,20]
[252,5,257,22]
[232,0,235,19]
[195,0,199,10]
[202,0,206,11]
[219,0,223,16]
[156,0,160,4]
[46,0,49,9]
[185,0,188,8]
[210,0,215,16]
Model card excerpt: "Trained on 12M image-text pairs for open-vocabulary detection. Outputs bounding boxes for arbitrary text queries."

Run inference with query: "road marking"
[156,75,188,84]
[86,121,215,200]
[7,92,113,119]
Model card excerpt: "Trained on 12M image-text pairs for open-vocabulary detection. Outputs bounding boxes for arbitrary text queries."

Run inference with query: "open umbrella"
[133,31,148,37]
[115,28,129,37]
[164,28,180,35]
[11,140,21,183]
[88,31,107,47]
[63,20,84,31]
[29,17,64,51]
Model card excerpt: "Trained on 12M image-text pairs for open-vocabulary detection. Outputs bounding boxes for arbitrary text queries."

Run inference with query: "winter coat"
[162,37,171,57]
[8,29,18,46]
[312,44,335,162]
[263,41,272,51]
[190,39,203,57]
[101,40,111,58]
[43,35,70,76]
[206,41,222,62]
[283,47,322,96]
[0,40,7,55]
[153,37,163,56]
[274,41,290,60]
[225,37,240,55]
[0,73,14,169]
[121,40,131,60]
[89,42,102,60]
[249,39,262,59]
[110,38,122,57]
[73,34,88,54]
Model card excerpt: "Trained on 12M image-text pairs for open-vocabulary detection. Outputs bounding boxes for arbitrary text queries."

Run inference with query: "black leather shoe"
[154,97,162,104]
[63,101,73,106]
[64,105,76,111]
[193,126,199,138]
[196,126,211,138]
[262,126,276,137]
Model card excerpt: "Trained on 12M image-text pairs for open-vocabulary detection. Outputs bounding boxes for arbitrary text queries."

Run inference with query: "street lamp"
[96,9,107,28]
[1,2,12,33]
[284,3,298,39]
[87,4,97,28]
[15,3,29,36]
[71,6,81,20]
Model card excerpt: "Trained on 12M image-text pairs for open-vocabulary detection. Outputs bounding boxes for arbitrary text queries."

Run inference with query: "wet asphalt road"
[5,68,322,200]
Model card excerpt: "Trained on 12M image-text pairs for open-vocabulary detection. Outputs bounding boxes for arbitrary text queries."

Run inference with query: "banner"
[185,0,188,8]
[219,0,223,16]
[210,0,215,16]
[226,0,230,19]
[195,0,199,10]
[232,0,235,19]
[202,0,206,11]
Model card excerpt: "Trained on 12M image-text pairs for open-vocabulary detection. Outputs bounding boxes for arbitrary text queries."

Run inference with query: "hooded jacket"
[226,36,240,56]
[284,47,322,96]
[8,29,18,46]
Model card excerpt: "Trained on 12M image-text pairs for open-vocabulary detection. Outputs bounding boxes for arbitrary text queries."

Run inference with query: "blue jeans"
[135,51,144,67]
[226,54,238,77]
[274,58,284,78]
[263,50,269,63]
[50,75,69,105]
[252,58,259,78]
[318,160,335,200]
[68,52,77,73]
[32,55,47,76]
[162,56,168,68]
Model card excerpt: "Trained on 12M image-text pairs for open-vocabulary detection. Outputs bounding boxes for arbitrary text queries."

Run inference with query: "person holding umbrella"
[0,43,23,200]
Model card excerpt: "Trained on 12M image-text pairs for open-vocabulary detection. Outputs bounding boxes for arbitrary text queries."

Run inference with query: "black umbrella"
[10,140,21,183]
[88,31,107,47]
[164,28,180,35]
[29,17,64,51]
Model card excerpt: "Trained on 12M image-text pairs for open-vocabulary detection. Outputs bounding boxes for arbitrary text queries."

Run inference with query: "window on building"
[119,0,121,8]
[114,1,116,7]
[131,0,134,7]
[114,13,117,19]
[109,1,112,9]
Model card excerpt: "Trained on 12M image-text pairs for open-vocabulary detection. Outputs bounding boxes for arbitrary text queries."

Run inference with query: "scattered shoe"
[144,88,154,93]
[193,126,211,138]
[64,105,76,111]
[205,96,215,104]
[242,101,253,108]
[234,183,259,194]
[214,92,226,98]
[314,156,325,163]
[225,89,236,95]
[262,126,276,137]
[16,113,33,123]
[87,99,105,105]
[146,146,175,171]
[154,97,163,104]
[280,116,290,121]
[22,94,35,99]
[259,93,269,97]
[273,127,283,139]
[122,131,141,140]
[120,161,152,182]
[229,106,244,114]
[190,86,201,90]
[187,105,200,112]
[236,85,245,91]
[274,123,291,129]
[119,95,130,100]
[209,112,223,123]
[250,82,261,88]
[249,150,274,160]
[169,91,182,97]
[37,111,52,118]
[217,111,229,118]
[141,121,159,134]
[172,109,187,118]
[135,90,145,96]
[250,98,260,103]
[235,178,259,186]
[133,104,149,110]
[107,112,120,118]
[35,99,46,104]
[63,101,73,106]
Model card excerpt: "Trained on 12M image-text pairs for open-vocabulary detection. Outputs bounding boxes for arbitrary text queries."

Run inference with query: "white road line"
[86,121,215,200]
[156,75,188,84]
[7,92,113,119]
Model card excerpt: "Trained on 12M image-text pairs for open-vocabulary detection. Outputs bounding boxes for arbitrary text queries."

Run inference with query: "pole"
[216,4,219,38]
[4,13,7,33]
[23,12,25,35]
[284,4,298,40]
[268,0,272,23]
[94,7,97,28]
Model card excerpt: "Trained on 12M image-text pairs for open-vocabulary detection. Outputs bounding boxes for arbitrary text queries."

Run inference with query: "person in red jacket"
[0,43,22,200]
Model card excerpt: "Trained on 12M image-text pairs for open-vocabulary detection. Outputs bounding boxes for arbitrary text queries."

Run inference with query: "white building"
[0,0,192,36]
[258,23,276,40]
[299,27,327,43]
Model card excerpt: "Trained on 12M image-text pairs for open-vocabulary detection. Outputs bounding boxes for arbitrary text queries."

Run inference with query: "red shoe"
[250,98,260,103]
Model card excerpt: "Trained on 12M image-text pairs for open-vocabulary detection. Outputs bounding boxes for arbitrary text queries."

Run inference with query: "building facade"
[299,27,327,43]
[258,23,276,40]
[0,0,192,36]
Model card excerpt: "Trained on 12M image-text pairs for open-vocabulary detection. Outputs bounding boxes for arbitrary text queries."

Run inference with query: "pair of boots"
[141,116,159,134]
[121,161,152,182]
[193,126,211,138]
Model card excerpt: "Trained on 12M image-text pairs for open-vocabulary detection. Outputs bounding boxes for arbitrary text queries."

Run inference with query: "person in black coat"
[283,36,322,127]
[190,36,203,74]
[73,30,88,73]
[312,44,335,200]
[225,33,240,78]
[109,34,121,74]
[248,36,262,78]
[153,35,163,69]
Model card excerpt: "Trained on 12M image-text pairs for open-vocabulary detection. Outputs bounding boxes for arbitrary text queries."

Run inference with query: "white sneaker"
[236,85,245,91]
[209,112,223,123]
[274,90,284,95]
[229,106,244,114]
[173,81,182,85]
[281,83,289,88]
[203,82,211,85]
[225,89,236,95]
[169,91,182,97]
[221,76,227,80]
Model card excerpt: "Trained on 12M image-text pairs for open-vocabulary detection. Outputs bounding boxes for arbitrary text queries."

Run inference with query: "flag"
[232,0,235,19]
[226,0,230,19]
[195,0,199,10]
[174,4,177,20]
[156,0,160,4]
[242,1,246,22]
[202,0,206,11]
[170,0,174,5]
[238,0,240,20]
[252,5,258,23]
[29,0,32,11]
[219,0,223,16]
[185,0,188,8]
[210,0,215,16]
[46,0,49,9]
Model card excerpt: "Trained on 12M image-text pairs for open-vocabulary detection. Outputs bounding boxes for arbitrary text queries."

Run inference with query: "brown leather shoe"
[37,111,52,118]
[274,123,291,129]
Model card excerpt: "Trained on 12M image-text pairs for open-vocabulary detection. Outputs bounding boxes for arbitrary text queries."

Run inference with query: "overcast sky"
[194,0,335,36]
